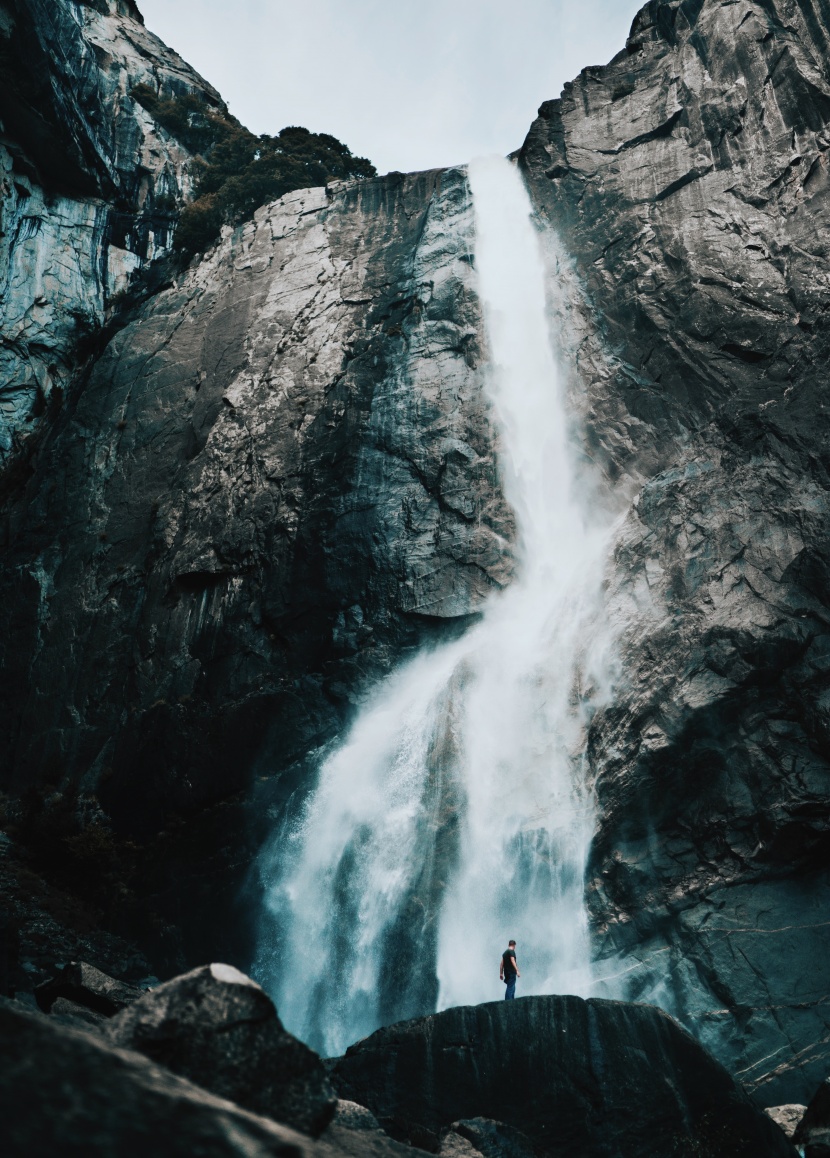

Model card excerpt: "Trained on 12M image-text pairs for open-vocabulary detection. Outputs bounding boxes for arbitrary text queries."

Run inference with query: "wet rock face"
[520,0,830,1106]
[0,0,220,455]
[0,165,512,957]
[331,995,796,1157]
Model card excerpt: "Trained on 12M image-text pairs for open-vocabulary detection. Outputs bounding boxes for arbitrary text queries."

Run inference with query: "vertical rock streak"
[257,156,612,1057]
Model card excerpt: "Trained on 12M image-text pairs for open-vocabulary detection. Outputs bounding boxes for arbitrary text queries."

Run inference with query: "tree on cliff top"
[132,85,376,257]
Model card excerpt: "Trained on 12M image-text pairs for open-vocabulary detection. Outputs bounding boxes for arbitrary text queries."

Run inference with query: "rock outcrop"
[0,0,221,456]
[331,994,796,1157]
[0,164,511,964]
[0,996,425,1158]
[520,0,830,1104]
[35,958,143,1015]
[105,963,336,1135]
[0,828,156,995]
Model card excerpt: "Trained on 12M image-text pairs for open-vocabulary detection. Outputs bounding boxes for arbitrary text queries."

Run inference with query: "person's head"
[508,939,516,947]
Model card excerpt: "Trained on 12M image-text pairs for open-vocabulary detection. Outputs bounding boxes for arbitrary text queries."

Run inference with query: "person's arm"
[499,957,504,980]
[514,956,520,978]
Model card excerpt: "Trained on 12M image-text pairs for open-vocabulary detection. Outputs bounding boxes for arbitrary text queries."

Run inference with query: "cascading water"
[255,155,613,1057]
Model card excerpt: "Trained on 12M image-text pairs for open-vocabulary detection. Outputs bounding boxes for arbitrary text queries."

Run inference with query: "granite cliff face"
[520,0,830,1105]
[2,0,830,1115]
[0,159,512,967]
[0,0,221,457]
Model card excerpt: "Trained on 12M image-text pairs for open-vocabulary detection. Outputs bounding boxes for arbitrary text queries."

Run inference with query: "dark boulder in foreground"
[331,995,796,1157]
[0,998,318,1158]
[795,1078,830,1156]
[1,997,428,1158]
[105,963,336,1136]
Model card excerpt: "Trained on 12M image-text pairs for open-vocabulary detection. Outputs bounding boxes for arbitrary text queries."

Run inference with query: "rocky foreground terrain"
[0,960,800,1157]
[2,0,830,1140]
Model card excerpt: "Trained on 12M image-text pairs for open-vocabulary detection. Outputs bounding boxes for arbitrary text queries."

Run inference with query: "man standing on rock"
[500,940,520,999]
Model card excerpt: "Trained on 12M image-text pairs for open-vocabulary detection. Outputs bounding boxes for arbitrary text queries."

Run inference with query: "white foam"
[255,156,614,1055]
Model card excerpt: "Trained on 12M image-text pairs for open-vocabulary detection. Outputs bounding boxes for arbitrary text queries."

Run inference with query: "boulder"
[321,1099,429,1158]
[326,1100,385,1134]
[439,1132,480,1158]
[331,995,797,1157]
[439,1118,535,1158]
[105,963,335,1136]
[765,1105,806,1139]
[34,960,143,1016]
[795,1079,830,1156]
[0,997,320,1158]
[49,995,108,1030]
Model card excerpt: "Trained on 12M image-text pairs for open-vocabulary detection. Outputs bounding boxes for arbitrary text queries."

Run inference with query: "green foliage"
[131,83,222,155]
[131,84,377,257]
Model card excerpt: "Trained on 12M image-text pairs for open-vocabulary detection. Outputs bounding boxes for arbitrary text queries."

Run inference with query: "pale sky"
[139,0,644,175]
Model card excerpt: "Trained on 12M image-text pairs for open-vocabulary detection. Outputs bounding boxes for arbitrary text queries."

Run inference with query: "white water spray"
[256,156,612,1056]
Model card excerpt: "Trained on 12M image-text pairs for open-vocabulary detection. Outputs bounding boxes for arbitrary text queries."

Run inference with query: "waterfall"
[255,155,613,1057]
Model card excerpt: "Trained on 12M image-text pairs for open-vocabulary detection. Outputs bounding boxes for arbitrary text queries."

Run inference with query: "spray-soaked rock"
[519,0,830,1106]
[331,995,796,1158]
[105,963,336,1136]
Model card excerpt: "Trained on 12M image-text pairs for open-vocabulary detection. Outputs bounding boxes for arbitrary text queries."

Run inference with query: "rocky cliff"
[0,0,222,457]
[520,0,830,1105]
[0,154,513,968]
[2,0,830,1115]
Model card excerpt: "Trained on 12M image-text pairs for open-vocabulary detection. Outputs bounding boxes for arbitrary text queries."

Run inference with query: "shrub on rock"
[132,84,376,257]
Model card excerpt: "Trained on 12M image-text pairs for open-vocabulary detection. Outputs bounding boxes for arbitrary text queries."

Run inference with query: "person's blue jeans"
[504,976,516,1000]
